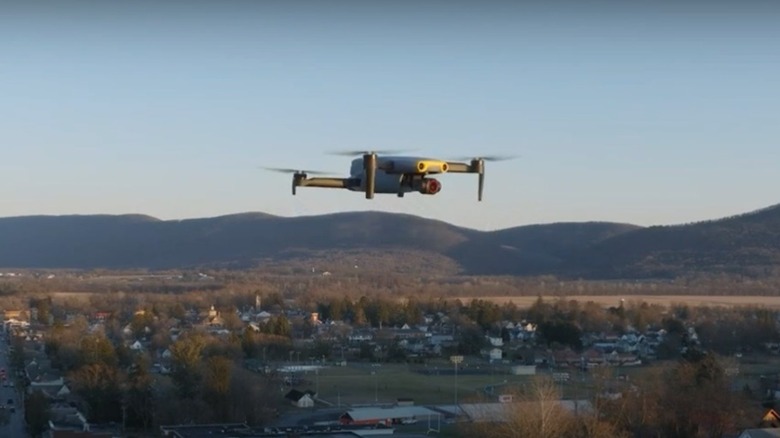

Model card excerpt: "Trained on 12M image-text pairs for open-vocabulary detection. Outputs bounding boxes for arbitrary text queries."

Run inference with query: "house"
[552,348,580,367]
[488,336,504,347]
[151,363,171,375]
[46,405,90,434]
[349,331,374,343]
[92,311,112,322]
[32,381,72,399]
[284,389,316,408]
[761,409,780,428]
[488,348,503,362]
[582,348,606,367]
[4,309,26,320]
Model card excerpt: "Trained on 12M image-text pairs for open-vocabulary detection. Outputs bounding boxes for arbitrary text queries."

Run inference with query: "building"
[339,406,439,426]
[284,389,316,408]
[510,365,537,376]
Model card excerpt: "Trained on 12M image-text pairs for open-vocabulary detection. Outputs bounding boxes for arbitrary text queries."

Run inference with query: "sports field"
[294,361,536,406]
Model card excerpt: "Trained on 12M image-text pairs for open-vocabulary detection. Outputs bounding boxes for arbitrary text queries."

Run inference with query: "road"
[0,330,26,437]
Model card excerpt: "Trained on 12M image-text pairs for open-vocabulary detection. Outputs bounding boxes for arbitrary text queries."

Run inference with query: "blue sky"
[1,1,778,230]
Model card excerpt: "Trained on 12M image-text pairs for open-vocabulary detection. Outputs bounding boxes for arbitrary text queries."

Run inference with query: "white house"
[488,337,504,347]
[285,390,316,408]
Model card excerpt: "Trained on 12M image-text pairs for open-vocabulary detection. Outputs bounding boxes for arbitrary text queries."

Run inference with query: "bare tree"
[463,376,576,438]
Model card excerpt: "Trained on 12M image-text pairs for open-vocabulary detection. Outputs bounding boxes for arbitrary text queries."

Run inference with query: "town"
[1,271,779,437]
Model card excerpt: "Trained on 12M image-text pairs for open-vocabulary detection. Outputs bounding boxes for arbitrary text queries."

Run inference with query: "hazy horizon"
[2,1,779,231]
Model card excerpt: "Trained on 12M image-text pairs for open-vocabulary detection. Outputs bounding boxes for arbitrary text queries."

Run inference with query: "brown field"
[464,295,780,308]
[45,291,780,309]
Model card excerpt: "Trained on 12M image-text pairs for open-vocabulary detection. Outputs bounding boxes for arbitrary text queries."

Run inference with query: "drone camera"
[418,178,441,195]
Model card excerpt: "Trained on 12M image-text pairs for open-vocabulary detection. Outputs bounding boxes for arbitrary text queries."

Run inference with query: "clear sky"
[1,0,778,230]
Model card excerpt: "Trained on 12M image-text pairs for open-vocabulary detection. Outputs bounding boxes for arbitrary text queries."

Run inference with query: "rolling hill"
[565,204,780,279]
[0,203,779,279]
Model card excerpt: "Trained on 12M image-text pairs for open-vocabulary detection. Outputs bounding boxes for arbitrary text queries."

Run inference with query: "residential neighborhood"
[0,290,775,437]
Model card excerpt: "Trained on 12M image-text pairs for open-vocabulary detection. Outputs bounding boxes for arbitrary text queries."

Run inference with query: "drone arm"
[293,177,359,195]
[444,162,471,173]
[446,160,485,201]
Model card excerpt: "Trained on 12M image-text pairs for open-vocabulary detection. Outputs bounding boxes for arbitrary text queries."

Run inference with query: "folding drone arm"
[292,174,360,195]
[446,159,486,201]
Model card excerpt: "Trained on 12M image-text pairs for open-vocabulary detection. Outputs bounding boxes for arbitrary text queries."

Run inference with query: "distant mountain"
[1,204,779,279]
[448,222,641,275]
[0,211,474,270]
[567,203,780,279]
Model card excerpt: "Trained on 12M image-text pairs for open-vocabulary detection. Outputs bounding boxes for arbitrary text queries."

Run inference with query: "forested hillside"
[1,203,779,279]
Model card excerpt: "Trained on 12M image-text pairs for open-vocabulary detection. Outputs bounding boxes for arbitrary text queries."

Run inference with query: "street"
[0,330,26,437]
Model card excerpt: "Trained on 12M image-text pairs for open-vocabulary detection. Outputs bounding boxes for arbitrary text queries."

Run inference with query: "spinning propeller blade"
[449,154,518,162]
[327,149,415,157]
[261,167,334,176]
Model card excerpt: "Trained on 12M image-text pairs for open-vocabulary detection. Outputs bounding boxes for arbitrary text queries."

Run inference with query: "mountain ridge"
[1,203,778,279]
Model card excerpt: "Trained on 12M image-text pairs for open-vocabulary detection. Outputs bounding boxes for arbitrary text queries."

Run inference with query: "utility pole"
[371,371,378,403]
[450,355,464,408]
[122,401,127,436]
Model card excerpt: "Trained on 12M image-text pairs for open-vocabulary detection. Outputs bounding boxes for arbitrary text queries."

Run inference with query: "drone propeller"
[327,149,415,157]
[262,167,336,196]
[445,155,517,202]
[261,167,334,176]
[449,154,518,162]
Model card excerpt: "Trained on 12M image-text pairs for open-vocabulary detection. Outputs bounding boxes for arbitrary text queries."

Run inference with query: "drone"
[265,150,514,201]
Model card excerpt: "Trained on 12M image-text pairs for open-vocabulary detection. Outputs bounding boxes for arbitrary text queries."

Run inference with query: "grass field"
[293,361,537,406]
[290,355,780,410]
[465,295,780,308]
[283,359,647,407]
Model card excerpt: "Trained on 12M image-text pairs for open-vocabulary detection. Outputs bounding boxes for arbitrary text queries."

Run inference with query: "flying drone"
[265,150,514,201]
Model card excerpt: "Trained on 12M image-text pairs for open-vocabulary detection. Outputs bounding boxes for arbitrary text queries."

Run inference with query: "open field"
[282,354,780,410]
[280,360,643,407]
[464,295,780,308]
[288,361,536,406]
[46,291,780,309]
